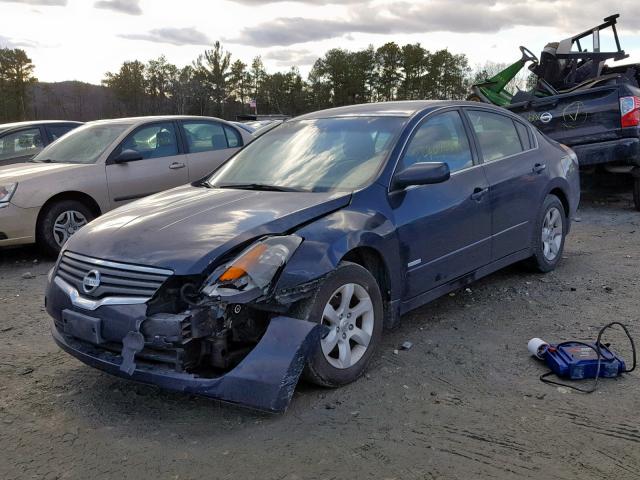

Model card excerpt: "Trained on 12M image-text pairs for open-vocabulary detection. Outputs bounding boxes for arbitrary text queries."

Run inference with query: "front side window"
[119,122,179,160]
[209,116,406,192]
[401,111,473,173]
[0,128,43,161]
[32,123,129,164]
[467,110,524,162]
[183,121,229,153]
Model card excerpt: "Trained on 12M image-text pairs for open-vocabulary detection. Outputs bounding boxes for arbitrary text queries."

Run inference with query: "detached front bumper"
[46,276,323,413]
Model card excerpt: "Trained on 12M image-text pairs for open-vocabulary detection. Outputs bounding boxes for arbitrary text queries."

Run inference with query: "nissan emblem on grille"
[82,270,101,294]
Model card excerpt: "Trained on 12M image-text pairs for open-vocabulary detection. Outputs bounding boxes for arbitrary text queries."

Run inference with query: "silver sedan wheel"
[541,207,563,261]
[53,210,88,247]
[321,283,374,369]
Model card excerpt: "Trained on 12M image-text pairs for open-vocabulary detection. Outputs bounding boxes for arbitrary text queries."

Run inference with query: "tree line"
[1,41,481,123]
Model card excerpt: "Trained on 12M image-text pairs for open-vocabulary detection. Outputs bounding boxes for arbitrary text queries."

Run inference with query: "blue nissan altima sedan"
[45,101,580,412]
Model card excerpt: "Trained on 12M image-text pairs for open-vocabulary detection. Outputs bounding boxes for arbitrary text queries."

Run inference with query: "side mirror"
[113,149,143,163]
[392,162,450,190]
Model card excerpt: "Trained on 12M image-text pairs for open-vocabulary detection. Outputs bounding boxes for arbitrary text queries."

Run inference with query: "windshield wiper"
[32,158,54,163]
[215,183,308,192]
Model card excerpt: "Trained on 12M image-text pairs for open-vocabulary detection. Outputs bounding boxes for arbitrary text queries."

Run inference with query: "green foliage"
[3,40,483,122]
[0,48,37,122]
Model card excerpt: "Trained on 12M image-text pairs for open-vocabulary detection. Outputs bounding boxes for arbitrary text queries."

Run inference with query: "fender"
[274,203,403,303]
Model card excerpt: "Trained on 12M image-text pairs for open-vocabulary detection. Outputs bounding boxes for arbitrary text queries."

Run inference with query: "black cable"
[539,322,636,393]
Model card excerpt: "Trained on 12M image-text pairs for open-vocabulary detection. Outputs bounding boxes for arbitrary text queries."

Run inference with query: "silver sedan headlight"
[201,235,303,300]
[0,183,17,204]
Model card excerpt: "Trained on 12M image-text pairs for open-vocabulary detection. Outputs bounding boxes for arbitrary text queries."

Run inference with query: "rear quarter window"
[514,121,533,149]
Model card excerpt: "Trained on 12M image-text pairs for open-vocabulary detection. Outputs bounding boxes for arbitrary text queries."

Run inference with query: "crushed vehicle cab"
[46,101,580,412]
[470,14,640,210]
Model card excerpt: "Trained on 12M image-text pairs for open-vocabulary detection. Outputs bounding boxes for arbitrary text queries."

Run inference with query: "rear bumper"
[46,276,323,413]
[572,137,640,167]
[0,202,38,247]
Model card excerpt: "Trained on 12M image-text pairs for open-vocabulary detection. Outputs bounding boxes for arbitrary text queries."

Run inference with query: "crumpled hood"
[0,162,90,184]
[65,184,351,274]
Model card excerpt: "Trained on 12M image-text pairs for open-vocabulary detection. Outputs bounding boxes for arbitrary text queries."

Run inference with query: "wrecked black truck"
[471,14,640,210]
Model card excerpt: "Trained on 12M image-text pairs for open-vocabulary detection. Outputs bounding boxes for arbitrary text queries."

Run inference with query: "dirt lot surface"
[1,175,640,480]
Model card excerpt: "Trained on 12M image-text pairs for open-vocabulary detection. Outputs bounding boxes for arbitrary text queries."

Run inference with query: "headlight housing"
[0,183,17,204]
[201,235,303,301]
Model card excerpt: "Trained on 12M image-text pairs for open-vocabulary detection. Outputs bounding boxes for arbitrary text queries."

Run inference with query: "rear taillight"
[559,143,578,163]
[620,96,640,127]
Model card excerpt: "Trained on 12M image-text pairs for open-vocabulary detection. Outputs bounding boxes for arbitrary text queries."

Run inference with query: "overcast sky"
[1,0,639,84]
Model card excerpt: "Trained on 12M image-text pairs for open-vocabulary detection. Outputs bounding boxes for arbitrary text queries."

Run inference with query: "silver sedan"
[0,115,252,254]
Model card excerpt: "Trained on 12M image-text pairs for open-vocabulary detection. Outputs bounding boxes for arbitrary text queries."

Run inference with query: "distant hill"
[27,81,123,121]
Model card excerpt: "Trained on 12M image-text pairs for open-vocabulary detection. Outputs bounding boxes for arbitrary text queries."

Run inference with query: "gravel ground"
[1,174,639,480]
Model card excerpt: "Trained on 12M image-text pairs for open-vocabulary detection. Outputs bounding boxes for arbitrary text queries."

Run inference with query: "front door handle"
[169,162,186,170]
[471,187,489,201]
[532,163,547,174]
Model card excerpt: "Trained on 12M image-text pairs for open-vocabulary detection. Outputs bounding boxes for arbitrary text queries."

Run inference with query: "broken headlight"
[201,235,303,301]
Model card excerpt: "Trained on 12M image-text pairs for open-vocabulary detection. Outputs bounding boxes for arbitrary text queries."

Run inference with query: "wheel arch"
[36,191,102,230]
[548,187,570,218]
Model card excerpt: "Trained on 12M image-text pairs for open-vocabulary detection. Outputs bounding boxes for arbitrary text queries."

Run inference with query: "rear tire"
[525,194,567,273]
[36,200,94,257]
[633,177,640,212]
[303,262,383,387]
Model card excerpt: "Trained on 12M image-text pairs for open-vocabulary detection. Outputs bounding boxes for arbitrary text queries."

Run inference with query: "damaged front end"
[46,236,326,413]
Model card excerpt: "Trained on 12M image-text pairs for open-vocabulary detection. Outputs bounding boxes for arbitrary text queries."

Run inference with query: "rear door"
[180,120,244,180]
[45,124,80,143]
[391,109,492,299]
[105,121,189,206]
[510,86,621,146]
[464,108,549,261]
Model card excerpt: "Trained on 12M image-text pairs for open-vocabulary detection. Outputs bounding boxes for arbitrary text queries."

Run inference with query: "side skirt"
[399,248,532,316]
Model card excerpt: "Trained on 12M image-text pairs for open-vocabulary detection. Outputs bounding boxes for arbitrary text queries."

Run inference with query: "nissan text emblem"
[540,112,553,124]
[82,270,101,294]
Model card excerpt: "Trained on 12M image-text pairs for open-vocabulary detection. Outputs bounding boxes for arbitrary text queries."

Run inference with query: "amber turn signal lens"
[218,243,268,282]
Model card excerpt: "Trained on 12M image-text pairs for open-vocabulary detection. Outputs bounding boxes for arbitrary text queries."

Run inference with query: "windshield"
[32,123,129,164]
[208,116,405,192]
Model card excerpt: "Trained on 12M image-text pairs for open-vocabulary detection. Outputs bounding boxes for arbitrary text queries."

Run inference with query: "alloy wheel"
[541,207,563,261]
[320,283,374,369]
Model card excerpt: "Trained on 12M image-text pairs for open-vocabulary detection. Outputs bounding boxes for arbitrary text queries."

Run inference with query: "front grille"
[57,251,173,299]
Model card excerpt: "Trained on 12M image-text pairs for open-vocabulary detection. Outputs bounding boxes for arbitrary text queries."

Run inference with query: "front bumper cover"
[47,277,324,413]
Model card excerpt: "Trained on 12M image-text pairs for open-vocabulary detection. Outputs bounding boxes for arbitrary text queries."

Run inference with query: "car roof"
[0,120,82,133]
[86,115,240,128]
[292,100,516,121]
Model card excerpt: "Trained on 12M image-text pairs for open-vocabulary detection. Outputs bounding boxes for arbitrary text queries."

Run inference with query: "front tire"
[526,194,567,273]
[303,262,383,387]
[36,200,94,256]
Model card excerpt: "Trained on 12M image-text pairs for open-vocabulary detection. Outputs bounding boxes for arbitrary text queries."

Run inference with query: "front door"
[390,110,492,300]
[106,121,189,206]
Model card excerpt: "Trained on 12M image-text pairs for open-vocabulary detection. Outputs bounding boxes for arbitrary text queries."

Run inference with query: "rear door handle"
[169,162,186,170]
[471,187,489,201]
[532,163,547,174]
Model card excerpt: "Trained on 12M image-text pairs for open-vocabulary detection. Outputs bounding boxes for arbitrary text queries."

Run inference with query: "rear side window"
[224,125,242,148]
[514,121,532,149]
[0,128,43,161]
[467,110,524,162]
[47,125,76,141]
[183,121,230,153]
[120,122,179,160]
[401,110,473,173]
